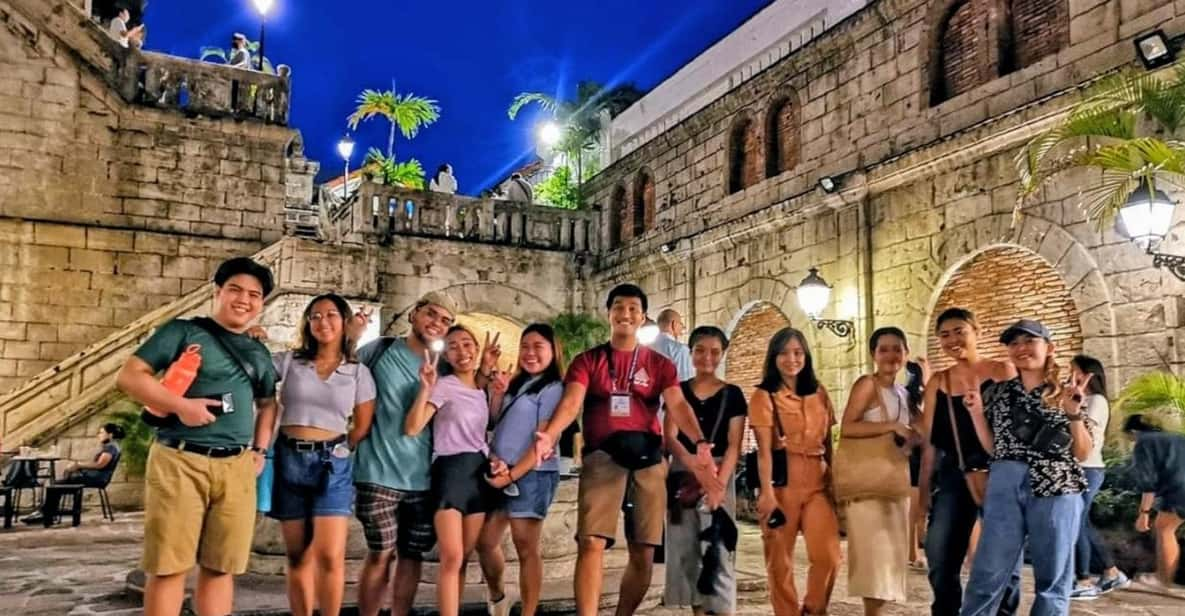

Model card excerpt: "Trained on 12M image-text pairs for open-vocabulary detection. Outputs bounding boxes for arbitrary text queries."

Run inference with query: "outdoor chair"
[0,486,13,529]
[42,483,115,527]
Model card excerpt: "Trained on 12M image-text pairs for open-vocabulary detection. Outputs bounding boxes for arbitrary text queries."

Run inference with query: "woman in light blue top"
[477,323,566,616]
[269,293,376,616]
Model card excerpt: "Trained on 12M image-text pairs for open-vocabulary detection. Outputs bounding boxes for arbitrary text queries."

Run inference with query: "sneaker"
[1098,571,1131,594]
[20,513,44,526]
[486,590,510,616]
[1070,584,1101,601]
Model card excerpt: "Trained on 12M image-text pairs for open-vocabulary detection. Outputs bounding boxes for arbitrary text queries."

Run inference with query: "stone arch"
[609,183,627,247]
[632,169,655,238]
[383,282,559,337]
[765,90,801,179]
[922,213,1118,375]
[727,113,761,194]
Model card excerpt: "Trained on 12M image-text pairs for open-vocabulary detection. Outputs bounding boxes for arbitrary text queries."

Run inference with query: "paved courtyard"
[1,513,1183,615]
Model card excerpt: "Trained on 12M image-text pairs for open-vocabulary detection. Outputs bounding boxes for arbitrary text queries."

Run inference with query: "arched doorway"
[926,245,1083,369]
[724,301,792,453]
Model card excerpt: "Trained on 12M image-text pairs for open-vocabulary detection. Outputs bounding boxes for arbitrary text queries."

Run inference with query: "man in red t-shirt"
[536,284,718,616]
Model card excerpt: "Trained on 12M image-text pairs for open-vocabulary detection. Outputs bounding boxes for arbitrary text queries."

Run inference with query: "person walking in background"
[663,326,747,616]
[533,283,717,616]
[478,323,566,616]
[116,257,278,616]
[960,320,1094,616]
[838,328,919,615]
[916,308,1019,616]
[405,325,506,616]
[268,294,377,616]
[652,308,694,382]
[748,327,841,616]
[351,292,457,616]
[1068,355,1130,600]
[1123,413,1185,592]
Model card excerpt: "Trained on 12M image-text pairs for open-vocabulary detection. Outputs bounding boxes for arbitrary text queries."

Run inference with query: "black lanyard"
[605,345,640,394]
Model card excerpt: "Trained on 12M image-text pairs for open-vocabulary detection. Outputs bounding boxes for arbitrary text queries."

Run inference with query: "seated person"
[22,423,124,525]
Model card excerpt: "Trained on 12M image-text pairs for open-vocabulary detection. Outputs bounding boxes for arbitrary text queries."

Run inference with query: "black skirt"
[431,452,499,515]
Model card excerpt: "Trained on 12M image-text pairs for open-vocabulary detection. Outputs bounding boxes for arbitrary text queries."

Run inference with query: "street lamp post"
[1118,180,1185,281]
[796,267,854,338]
[252,0,274,72]
[337,135,355,200]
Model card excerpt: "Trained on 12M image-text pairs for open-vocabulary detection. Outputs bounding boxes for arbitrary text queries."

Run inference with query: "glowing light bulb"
[638,323,660,345]
[429,339,445,353]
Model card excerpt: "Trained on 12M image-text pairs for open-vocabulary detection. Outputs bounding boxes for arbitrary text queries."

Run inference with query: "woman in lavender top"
[405,325,507,616]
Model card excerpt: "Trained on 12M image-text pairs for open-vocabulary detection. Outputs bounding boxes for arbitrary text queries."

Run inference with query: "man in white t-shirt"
[650,308,693,381]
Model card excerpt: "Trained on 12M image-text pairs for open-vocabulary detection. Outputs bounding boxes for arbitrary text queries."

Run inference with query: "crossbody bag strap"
[768,390,787,442]
[943,370,968,471]
[191,317,264,397]
[706,386,729,444]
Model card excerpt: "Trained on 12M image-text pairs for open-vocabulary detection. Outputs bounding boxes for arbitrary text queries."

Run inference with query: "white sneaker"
[487,589,511,616]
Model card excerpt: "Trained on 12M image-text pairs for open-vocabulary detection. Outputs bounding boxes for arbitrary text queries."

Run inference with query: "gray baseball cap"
[999,319,1052,344]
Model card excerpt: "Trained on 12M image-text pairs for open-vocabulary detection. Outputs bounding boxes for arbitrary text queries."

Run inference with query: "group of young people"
[114,255,1184,616]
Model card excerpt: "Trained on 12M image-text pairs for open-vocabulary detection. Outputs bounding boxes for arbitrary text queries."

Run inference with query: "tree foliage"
[535,165,580,209]
[365,148,426,190]
[1016,66,1185,229]
[1114,371,1185,436]
[347,88,441,160]
[550,312,609,367]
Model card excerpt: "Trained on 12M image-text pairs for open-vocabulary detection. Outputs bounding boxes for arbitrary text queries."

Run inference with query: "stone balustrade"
[335,183,600,253]
[119,51,291,125]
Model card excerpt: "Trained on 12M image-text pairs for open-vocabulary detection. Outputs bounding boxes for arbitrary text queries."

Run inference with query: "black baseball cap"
[999,319,1051,344]
[214,257,274,297]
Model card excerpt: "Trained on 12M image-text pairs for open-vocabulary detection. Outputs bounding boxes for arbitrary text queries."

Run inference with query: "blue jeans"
[925,454,1019,616]
[269,438,355,520]
[961,460,1083,616]
[1076,468,1115,579]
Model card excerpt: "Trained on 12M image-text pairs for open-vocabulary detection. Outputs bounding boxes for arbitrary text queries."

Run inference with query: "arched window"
[933,0,983,105]
[632,171,655,238]
[728,115,760,194]
[1006,0,1069,73]
[765,95,800,178]
[609,184,626,247]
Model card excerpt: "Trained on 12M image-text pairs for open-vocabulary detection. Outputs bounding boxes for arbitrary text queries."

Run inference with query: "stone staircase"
[0,237,376,451]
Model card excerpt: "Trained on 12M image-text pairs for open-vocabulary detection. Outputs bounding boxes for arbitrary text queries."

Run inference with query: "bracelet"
[1141,509,1155,515]
[695,438,710,447]
[250,446,267,454]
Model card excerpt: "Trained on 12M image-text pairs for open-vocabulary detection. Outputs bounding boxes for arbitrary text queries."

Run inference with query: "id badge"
[610,394,632,418]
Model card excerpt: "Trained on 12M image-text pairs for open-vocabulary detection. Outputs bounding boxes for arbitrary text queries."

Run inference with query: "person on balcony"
[107,4,143,49]
[116,257,278,616]
[229,33,252,70]
[533,284,716,616]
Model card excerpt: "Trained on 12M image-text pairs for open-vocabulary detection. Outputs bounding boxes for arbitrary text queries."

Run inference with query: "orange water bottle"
[145,343,202,417]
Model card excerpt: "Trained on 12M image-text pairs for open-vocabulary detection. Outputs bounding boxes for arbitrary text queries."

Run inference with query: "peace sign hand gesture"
[481,331,502,375]
[1061,372,1092,414]
[419,349,439,389]
[347,306,375,342]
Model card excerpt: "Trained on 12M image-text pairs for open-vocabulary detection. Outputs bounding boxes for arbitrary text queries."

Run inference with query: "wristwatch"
[695,438,711,447]
[250,445,267,455]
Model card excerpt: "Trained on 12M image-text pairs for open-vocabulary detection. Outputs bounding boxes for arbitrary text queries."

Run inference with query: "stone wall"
[584,0,1185,404]
[0,0,302,383]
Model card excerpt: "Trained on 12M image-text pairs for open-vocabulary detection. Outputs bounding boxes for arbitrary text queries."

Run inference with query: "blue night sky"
[145,0,769,193]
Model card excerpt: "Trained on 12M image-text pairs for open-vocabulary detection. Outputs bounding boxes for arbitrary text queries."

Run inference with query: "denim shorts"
[269,438,354,520]
[501,470,560,519]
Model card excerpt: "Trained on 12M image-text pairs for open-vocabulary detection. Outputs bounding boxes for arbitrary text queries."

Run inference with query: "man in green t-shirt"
[117,257,279,616]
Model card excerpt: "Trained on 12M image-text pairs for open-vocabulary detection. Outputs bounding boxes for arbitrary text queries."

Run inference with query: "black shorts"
[431,452,499,515]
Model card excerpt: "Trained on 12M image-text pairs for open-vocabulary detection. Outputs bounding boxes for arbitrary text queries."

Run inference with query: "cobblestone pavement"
[1,513,1183,615]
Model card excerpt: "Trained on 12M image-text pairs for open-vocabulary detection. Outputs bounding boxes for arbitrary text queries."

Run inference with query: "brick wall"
[632,171,655,236]
[728,117,762,194]
[926,246,1084,370]
[0,221,262,392]
[1011,0,1071,71]
[0,0,299,378]
[724,302,792,454]
[937,1,984,102]
[766,96,800,178]
[609,184,626,247]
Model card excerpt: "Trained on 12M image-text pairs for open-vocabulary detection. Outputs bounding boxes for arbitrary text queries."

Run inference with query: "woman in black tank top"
[916,309,1019,616]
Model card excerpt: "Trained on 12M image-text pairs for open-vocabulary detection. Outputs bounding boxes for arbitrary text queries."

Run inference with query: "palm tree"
[508,81,644,188]
[549,312,609,367]
[364,148,426,190]
[1115,371,1185,437]
[347,86,441,162]
[1016,66,1185,229]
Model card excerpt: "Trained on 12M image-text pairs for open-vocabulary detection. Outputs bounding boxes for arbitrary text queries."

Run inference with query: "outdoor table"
[9,456,60,509]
